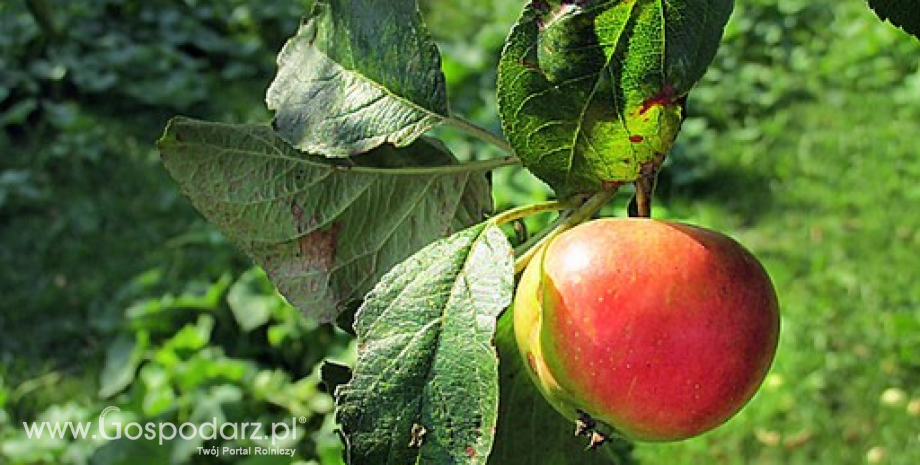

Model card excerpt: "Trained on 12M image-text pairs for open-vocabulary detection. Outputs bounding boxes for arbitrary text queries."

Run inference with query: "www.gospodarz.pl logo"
[23,406,307,448]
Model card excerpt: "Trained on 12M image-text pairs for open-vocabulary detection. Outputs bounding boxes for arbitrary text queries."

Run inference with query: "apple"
[514,218,780,442]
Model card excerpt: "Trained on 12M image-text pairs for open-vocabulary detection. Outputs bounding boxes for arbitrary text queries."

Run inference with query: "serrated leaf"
[498,0,732,196]
[158,117,492,324]
[867,0,920,39]
[336,224,513,465]
[488,309,636,465]
[267,0,448,156]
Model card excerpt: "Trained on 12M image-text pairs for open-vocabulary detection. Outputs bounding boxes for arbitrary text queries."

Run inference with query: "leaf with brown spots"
[497,0,733,196]
[157,117,492,324]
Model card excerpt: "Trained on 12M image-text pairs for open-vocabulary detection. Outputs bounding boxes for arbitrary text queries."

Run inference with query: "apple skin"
[514,218,780,442]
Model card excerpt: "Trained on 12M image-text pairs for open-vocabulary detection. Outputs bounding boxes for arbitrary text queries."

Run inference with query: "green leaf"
[867,0,920,39]
[336,223,513,465]
[497,0,732,196]
[139,365,176,417]
[160,314,215,354]
[267,0,448,156]
[158,117,492,324]
[226,268,276,332]
[489,309,636,464]
[98,333,149,399]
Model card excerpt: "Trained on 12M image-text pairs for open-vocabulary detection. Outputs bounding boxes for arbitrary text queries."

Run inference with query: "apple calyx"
[574,410,610,450]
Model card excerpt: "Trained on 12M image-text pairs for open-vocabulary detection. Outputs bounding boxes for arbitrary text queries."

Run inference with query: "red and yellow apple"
[514,218,780,442]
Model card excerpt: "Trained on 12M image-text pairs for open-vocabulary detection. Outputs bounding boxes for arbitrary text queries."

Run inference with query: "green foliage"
[267,0,449,156]
[5,0,920,464]
[1,0,308,124]
[1,0,310,357]
[2,268,352,464]
[157,118,493,324]
[497,0,732,196]
[337,224,512,464]
[1,1,334,464]
[159,1,676,462]
[157,2,664,462]
[660,0,920,192]
[418,0,553,218]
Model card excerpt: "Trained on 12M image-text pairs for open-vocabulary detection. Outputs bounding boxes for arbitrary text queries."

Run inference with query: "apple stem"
[445,116,517,157]
[630,177,654,218]
[513,189,618,273]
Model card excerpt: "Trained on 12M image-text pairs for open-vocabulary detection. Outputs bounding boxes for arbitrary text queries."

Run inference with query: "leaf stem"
[446,116,516,156]
[512,208,573,258]
[318,156,519,176]
[488,199,575,226]
[390,156,520,175]
[513,189,618,274]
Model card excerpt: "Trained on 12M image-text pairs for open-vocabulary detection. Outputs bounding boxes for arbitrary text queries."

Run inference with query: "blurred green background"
[1,0,918,463]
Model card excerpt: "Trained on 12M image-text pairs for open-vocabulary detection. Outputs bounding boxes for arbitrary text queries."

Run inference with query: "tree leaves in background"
[226,268,277,332]
[867,0,920,39]
[157,117,491,325]
[267,0,449,157]
[336,223,513,465]
[488,309,636,465]
[497,0,732,197]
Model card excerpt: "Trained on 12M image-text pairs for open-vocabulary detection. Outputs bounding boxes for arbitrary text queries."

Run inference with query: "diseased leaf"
[267,0,448,156]
[867,0,920,39]
[498,0,732,196]
[336,224,513,465]
[489,309,636,465]
[157,117,492,324]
